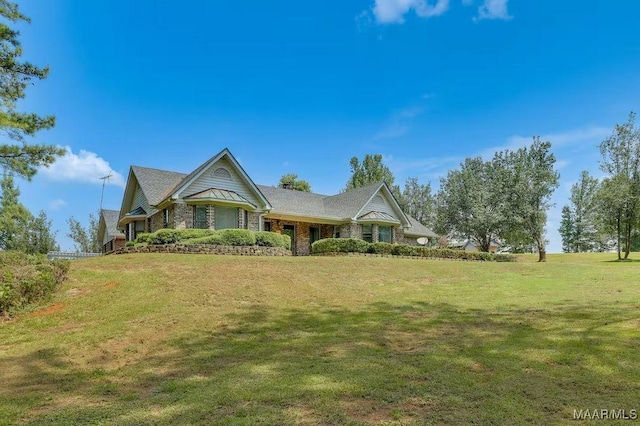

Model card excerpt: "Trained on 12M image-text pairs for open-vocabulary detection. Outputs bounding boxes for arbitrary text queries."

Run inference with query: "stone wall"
[174,203,192,229]
[111,244,291,256]
[247,212,261,231]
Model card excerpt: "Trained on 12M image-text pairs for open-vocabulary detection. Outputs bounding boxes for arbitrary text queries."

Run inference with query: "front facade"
[103,148,438,255]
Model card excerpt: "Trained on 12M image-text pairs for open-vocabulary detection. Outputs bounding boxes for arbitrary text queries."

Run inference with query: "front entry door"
[283,225,296,255]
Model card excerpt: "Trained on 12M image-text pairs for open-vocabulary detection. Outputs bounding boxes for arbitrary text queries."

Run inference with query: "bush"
[188,233,225,245]
[219,229,256,246]
[255,231,290,249]
[134,233,153,244]
[312,238,370,254]
[391,244,417,256]
[0,252,69,316]
[368,242,394,255]
[148,228,183,244]
[125,241,135,247]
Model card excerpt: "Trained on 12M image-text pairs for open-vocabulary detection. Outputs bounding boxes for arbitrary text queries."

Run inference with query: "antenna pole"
[99,173,113,211]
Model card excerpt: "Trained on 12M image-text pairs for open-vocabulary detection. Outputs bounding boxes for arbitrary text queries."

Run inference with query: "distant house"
[99,148,438,255]
[463,240,501,253]
[98,209,126,254]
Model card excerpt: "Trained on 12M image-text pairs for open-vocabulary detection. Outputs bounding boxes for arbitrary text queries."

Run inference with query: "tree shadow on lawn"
[4,301,639,425]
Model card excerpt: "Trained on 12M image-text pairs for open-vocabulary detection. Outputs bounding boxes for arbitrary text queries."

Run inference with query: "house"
[101,148,438,255]
[463,240,501,253]
[98,209,126,254]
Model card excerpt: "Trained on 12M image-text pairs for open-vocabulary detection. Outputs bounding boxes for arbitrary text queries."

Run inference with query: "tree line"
[559,112,640,260]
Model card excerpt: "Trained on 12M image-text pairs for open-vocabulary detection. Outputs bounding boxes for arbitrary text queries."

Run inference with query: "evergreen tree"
[0,173,31,250]
[278,173,311,192]
[0,1,65,179]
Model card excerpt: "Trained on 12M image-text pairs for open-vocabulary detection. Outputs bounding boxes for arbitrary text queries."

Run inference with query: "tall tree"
[277,173,311,192]
[435,157,504,252]
[559,205,575,253]
[598,112,640,260]
[0,173,31,250]
[0,1,64,179]
[67,212,100,253]
[496,137,559,262]
[345,154,395,191]
[559,171,601,253]
[400,177,434,226]
[24,210,59,254]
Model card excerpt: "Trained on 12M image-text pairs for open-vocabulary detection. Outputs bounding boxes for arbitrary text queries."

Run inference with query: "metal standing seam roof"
[357,210,401,223]
[125,206,147,216]
[184,188,256,207]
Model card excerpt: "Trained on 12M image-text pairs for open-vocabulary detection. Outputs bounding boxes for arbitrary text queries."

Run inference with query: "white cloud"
[372,106,424,141]
[39,146,125,188]
[372,0,449,24]
[48,199,67,211]
[476,0,511,21]
[478,126,612,159]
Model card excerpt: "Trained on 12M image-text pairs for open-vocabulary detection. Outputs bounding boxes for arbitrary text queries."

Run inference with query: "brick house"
[99,148,438,255]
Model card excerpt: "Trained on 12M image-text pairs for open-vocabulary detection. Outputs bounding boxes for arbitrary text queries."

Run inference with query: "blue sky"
[11,0,640,252]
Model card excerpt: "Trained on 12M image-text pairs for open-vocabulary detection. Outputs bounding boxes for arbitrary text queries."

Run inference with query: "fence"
[47,252,102,260]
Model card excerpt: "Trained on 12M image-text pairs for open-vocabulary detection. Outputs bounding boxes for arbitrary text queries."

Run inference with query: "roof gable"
[98,209,125,243]
[166,148,271,211]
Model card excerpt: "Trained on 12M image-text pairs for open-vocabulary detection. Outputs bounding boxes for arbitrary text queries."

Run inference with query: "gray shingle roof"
[131,166,187,206]
[404,215,439,238]
[101,209,125,238]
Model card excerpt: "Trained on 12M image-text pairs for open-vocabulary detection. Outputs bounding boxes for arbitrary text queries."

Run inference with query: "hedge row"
[0,251,70,316]
[129,229,291,250]
[311,238,516,262]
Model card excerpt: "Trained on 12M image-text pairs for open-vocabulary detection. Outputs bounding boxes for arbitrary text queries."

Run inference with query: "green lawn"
[1,253,639,425]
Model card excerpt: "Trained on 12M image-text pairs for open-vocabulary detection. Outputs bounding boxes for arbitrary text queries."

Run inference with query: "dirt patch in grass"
[29,303,64,318]
[104,281,119,290]
[341,397,436,424]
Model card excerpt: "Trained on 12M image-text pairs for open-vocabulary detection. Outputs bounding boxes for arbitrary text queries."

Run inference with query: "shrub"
[125,241,135,247]
[255,231,290,249]
[148,228,183,244]
[312,238,370,254]
[0,252,69,316]
[368,242,394,255]
[391,244,417,256]
[219,229,256,246]
[188,233,225,245]
[134,233,153,244]
[174,229,216,241]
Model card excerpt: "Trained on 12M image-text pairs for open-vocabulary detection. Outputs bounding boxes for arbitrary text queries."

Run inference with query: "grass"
[1,253,639,425]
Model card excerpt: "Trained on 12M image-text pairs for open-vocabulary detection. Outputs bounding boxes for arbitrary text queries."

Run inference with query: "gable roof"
[258,181,411,227]
[98,209,125,243]
[132,166,188,206]
[160,148,271,210]
[404,215,439,238]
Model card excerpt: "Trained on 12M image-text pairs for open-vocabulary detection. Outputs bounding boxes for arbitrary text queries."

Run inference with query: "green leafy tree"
[67,212,100,253]
[277,173,311,192]
[598,112,640,260]
[24,210,59,254]
[0,1,64,179]
[345,154,396,190]
[400,177,434,226]
[560,171,601,253]
[496,137,559,262]
[0,173,31,250]
[559,205,575,253]
[435,157,504,252]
